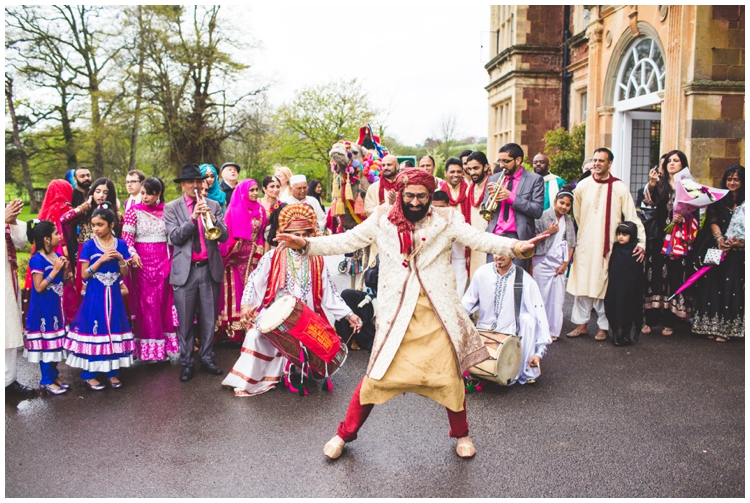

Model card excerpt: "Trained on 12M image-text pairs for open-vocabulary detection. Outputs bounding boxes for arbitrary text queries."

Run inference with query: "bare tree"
[5,76,38,211]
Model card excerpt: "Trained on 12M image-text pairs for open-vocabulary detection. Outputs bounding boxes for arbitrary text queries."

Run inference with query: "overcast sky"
[226,2,492,146]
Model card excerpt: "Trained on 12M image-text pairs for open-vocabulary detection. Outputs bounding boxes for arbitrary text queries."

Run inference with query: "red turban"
[387,168,437,258]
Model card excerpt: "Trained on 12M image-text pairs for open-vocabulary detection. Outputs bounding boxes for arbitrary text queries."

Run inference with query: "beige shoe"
[324,435,346,459]
[456,436,476,458]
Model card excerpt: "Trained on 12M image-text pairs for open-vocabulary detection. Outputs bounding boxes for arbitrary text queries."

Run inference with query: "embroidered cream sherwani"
[304,205,525,380]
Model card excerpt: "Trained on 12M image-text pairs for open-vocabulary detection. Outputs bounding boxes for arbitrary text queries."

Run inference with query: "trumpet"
[194,189,221,240]
[479,169,506,221]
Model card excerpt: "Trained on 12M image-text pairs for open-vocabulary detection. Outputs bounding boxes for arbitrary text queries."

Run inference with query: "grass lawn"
[13,204,37,284]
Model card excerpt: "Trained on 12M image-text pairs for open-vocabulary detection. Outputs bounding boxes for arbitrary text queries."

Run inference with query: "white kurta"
[532,215,568,339]
[468,181,488,280]
[364,180,382,217]
[284,195,326,232]
[5,221,27,350]
[221,249,352,396]
[567,175,645,299]
[462,262,551,384]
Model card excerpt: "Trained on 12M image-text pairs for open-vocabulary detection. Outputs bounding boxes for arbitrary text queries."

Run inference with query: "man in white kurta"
[275,168,546,460]
[4,200,35,396]
[221,205,360,396]
[566,148,645,340]
[465,152,492,279]
[462,255,551,385]
[284,174,326,232]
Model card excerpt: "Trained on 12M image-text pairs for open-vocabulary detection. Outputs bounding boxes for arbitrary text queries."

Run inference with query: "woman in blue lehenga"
[64,202,135,390]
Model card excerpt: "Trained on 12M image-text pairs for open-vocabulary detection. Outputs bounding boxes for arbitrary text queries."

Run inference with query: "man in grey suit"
[164,164,229,382]
[483,143,544,271]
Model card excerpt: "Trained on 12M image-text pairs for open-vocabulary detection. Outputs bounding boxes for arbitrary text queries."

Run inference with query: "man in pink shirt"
[164,164,229,382]
[482,143,544,271]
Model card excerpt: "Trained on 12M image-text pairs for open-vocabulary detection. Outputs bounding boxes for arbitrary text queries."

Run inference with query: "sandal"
[641,325,651,334]
[715,336,727,343]
[566,328,588,338]
[456,436,476,458]
[661,327,673,336]
[594,330,608,341]
[324,435,346,460]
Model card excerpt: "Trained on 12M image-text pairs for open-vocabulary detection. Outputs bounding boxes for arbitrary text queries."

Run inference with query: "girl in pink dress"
[121,177,178,361]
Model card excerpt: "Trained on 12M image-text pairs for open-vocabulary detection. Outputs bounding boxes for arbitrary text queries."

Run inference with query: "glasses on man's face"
[403,192,430,202]
[125,180,139,184]
[497,158,515,165]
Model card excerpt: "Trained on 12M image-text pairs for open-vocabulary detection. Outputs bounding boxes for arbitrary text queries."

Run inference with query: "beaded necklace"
[491,264,516,330]
[286,248,311,300]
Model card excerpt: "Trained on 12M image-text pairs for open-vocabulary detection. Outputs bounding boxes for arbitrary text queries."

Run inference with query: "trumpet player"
[482,143,544,272]
[164,164,229,383]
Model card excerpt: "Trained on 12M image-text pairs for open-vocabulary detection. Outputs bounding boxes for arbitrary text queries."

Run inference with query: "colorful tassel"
[353,193,365,215]
[345,179,354,201]
[331,177,341,199]
[335,199,345,216]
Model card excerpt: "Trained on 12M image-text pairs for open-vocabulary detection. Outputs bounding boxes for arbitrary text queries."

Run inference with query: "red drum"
[258,295,347,379]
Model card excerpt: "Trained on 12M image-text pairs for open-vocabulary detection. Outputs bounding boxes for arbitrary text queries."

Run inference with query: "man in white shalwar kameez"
[4,200,35,396]
[566,148,645,341]
[462,253,551,385]
[221,204,361,396]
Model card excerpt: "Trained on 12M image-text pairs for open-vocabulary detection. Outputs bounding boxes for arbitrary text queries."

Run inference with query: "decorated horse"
[328,125,386,286]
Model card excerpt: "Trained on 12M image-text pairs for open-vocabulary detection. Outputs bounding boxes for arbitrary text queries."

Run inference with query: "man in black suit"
[164,164,229,382]
[483,143,544,271]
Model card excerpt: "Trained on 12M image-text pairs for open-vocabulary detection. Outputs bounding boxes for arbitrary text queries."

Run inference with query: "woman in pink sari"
[121,177,178,361]
[215,179,267,343]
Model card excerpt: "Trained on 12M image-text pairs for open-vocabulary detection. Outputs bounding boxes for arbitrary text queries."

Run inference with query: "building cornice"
[567,56,589,73]
[683,80,745,96]
[486,69,562,92]
[485,44,561,73]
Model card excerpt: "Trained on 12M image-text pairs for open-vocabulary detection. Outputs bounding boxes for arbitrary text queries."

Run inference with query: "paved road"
[5,255,744,497]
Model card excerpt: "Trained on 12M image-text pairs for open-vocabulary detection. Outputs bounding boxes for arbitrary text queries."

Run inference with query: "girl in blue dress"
[64,202,135,390]
[24,220,70,395]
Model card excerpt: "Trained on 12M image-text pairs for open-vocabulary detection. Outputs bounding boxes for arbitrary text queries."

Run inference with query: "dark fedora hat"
[173,164,208,182]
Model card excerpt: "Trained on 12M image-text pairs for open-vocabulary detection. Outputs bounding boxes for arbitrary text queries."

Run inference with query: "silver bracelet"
[86,266,94,276]
[44,275,53,284]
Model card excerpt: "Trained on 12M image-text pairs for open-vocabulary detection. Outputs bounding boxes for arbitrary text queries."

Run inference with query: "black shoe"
[201,362,223,376]
[180,366,195,382]
[6,380,36,396]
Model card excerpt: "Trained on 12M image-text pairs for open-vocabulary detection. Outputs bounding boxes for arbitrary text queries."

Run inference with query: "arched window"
[615,37,665,102]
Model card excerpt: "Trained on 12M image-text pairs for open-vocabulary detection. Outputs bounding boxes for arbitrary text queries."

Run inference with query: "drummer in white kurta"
[462,253,551,385]
[221,204,361,396]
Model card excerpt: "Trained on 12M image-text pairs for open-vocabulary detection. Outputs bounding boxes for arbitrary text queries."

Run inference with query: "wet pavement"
[5,255,745,497]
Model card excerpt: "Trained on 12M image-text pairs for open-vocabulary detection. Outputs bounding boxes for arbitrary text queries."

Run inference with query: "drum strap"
[513,267,523,337]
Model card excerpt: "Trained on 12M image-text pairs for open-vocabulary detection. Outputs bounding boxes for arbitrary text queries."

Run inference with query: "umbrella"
[668,255,724,301]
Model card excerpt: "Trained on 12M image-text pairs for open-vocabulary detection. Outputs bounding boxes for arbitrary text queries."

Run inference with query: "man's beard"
[470,171,486,184]
[402,200,431,223]
[77,180,91,190]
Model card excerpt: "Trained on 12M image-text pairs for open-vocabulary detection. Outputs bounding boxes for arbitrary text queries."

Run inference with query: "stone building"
[485,5,745,192]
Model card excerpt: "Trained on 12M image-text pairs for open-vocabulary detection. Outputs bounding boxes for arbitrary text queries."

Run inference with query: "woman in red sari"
[215,179,268,343]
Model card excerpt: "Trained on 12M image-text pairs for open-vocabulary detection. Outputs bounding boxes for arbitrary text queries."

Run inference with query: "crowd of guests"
[4,146,745,397]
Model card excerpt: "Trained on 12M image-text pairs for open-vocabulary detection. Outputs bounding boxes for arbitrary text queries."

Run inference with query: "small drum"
[258,295,347,379]
[468,331,522,386]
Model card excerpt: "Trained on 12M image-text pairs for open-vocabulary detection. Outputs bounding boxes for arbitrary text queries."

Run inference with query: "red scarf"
[6,225,19,297]
[592,174,620,257]
[387,169,437,256]
[439,180,472,274]
[262,248,324,315]
[468,177,488,208]
[377,175,398,204]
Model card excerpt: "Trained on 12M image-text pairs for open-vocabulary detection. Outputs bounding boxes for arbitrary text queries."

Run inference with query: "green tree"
[543,123,586,184]
[275,78,378,190]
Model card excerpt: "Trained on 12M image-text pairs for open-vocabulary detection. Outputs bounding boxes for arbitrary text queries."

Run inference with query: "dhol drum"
[468,331,522,386]
[258,295,347,379]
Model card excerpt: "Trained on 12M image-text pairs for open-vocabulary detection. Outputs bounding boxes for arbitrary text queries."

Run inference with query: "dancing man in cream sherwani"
[276,168,546,460]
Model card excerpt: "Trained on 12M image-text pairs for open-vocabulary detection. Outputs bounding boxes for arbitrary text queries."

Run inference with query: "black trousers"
[334,290,376,351]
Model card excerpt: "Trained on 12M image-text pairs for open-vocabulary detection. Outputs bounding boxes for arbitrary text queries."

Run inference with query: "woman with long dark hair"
[308,179,325,212]
[122,177,178,361]
[59,177,119,320]
[641,150,698,336]
[691,165,745,342]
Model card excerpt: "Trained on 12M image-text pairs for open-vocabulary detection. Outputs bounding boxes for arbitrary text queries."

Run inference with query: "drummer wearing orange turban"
[276,168,548,460]
[221,203,362,396]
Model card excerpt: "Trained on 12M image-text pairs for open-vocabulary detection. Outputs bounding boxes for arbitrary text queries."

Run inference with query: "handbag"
[703,247,723,266]
[637,207,659,241]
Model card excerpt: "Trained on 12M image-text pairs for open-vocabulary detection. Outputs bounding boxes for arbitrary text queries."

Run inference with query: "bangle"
[86,266,94,276]
[119,262,127,268]
[43,275,53,284]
